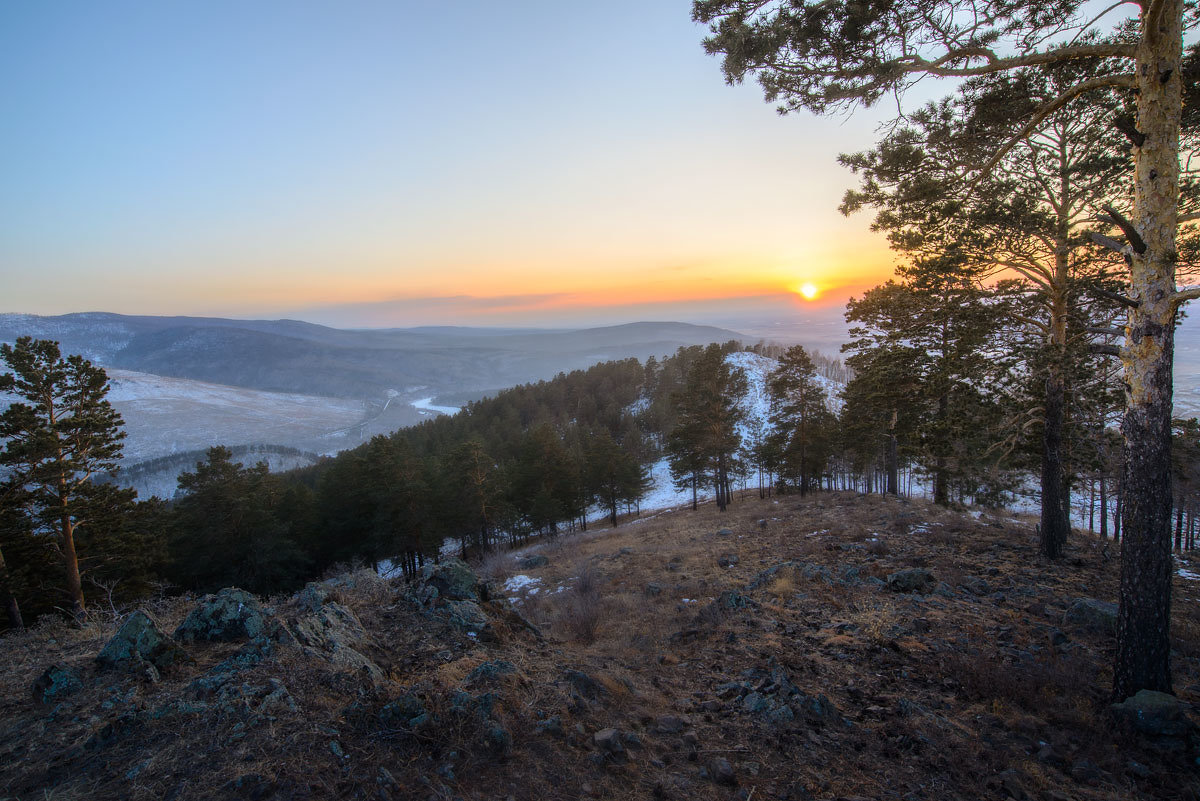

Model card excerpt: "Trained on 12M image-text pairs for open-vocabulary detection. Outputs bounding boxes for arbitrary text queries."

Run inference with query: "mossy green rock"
[97,611,187,671]
[174,587,273,644]
[420,558,479,601]
[32,663,83,704]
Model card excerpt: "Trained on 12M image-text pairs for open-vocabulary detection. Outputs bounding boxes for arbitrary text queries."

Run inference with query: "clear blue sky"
[1,1,901,327]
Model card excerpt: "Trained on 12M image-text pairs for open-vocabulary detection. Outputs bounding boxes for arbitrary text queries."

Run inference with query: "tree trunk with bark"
[1114,0,1183,701]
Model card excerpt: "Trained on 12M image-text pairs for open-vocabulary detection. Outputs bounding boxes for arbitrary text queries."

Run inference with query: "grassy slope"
[1,493,1197,801]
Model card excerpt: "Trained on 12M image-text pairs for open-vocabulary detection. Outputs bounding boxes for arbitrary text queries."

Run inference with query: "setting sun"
[798,282,819,300]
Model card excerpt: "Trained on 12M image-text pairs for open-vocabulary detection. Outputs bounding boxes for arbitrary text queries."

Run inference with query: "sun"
[798,282,819,300]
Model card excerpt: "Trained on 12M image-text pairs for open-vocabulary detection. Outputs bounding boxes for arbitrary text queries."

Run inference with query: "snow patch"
[411,397,461,416]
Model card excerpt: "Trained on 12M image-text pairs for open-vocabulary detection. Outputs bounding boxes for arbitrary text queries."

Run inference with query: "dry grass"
[2,491,1197,801]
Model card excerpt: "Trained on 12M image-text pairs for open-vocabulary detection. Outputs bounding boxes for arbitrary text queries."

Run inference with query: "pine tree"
[693,0,1193,702]
[0,337,127,618]
[667,344,747,511]
[767,346,835,495]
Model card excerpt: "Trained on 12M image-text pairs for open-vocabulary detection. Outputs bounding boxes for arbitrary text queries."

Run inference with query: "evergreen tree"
[0,337,127,618]
[693,0,1193,702]
[767,346,835,495]
[667,344,747,511]
[169,447,307,594]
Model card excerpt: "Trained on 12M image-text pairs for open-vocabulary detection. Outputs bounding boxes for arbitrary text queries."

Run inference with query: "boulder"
[594,727,624,754]
[519,555,548,569]
[705,756,736,786]
[1111,690,1197,740]
[291,600,385,685]
[1063,598,1118,634]
[32,663,82,704]
[173,587,278,644]
[419,558,479,601]
[97,611,187,671]
[887,568,936,594]
[717,528,734,537]
[441,600,489,634]
[718,554,739,568]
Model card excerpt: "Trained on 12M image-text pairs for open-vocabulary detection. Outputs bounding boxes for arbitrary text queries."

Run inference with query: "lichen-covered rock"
[441,599,488,633]
[97,611,187,671]
[291,600,385,685]
[419,558,479,601]
[173,587,280,644]
[32,663,82,704]
[519,554,548,569]
[1063,598,1118,634]
[887,568,936,594]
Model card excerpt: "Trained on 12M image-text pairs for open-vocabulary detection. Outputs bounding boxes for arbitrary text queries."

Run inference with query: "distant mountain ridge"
[0,313,747,401]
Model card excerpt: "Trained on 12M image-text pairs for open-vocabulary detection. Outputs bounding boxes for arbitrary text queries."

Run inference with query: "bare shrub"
[474,547,515,583]
[552,564,604,644]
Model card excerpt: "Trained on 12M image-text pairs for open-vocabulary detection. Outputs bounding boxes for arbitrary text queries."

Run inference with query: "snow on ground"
[504,575,543,594]
[97,370,368,463]
[411,397,461,416]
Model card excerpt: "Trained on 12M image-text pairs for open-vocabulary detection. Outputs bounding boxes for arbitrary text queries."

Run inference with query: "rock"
[705,756,736,786]
[173,587,278,644]
[1049,629,1069,647]
[996,768,1030,800]
[886,568,936,594]
[1126,759,1152,779]
[933,581,956,598]
[291,601,386,685]
[1111,690,1197,739]
[564,669,606,699]
[419,557,480,601]
[97,611,187,672]
[379,693,428,730]
[960,576,990,595]
[32,663,82,704]
[838,565,861,584]
[718,554,739,568]
[757,519,768,529]
[717,528,734,536]
[655,714,688,733]
[645,582,663,596]
[594,728,624,754]
[466,660,515,684]
[441,599,489,634]
[713,590,752,611]
[1063,598,1118,634]
[536,715,564,736]
[519,555,549,569]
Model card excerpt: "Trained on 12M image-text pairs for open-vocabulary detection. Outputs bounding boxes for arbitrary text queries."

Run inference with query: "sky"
[0,1,907,331]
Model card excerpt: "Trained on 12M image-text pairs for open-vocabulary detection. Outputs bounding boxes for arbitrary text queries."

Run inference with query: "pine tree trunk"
[1114,2,1182,701]
[1099,474,1108,537]
[0,546,23,630]
[57,487,85,620]
[886,430,898,496]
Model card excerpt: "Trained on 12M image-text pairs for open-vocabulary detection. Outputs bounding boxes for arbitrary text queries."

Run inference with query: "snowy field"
[103,370,371,463]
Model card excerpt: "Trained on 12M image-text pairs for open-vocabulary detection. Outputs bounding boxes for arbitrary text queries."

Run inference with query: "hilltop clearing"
[2,493,1196,800]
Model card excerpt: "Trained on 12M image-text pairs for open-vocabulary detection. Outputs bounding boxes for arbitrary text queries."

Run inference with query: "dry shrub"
[852,597,901,645]
[552,564,603,644]
[943,649,1096,713]
[865,538,890,556]
[765,569,799,599]
[474,547,516,583]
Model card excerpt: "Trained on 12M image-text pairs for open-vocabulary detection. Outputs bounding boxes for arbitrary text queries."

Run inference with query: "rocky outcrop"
[96,611,187,672]
[419,558,479,601]
[290,597,385,686]
[173,587,284,644]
